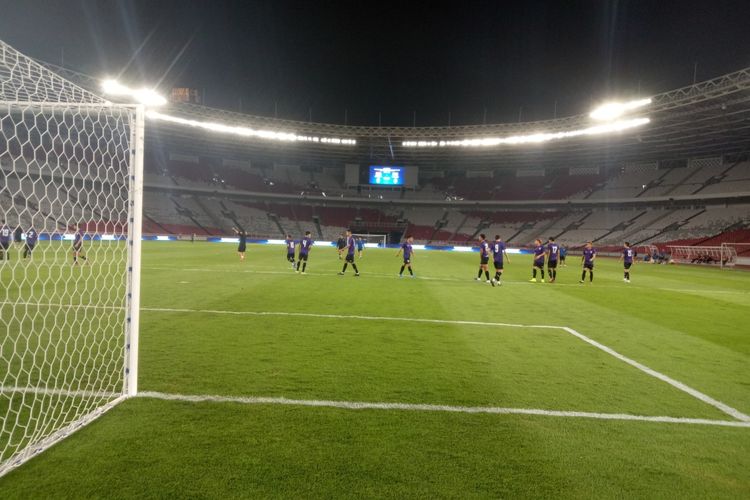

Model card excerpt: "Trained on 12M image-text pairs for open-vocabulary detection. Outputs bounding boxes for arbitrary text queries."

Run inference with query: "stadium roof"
[41,60,750,170]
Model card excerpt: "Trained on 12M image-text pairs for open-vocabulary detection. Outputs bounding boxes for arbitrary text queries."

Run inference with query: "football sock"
[541,269,545,279]
[302,263,307,272]
[352,263,359,273]
[590,271,593,282]
[408,267,413,276]
[485,270,490,280]
[532,269,537,278]
[400,265,405,275]
[342,263,348,272]
[477,269,483,279]
[581,270,586,281]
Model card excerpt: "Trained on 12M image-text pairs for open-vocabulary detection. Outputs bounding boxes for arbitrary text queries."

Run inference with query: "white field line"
[138,391,750,428]
[141,266,750,296]
[3,301,749,423]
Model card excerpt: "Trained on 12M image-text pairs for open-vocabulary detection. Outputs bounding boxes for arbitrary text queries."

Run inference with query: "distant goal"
[667,245,738,268]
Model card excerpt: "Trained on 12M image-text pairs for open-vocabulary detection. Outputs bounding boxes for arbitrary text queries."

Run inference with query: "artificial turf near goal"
[2,241,749,498]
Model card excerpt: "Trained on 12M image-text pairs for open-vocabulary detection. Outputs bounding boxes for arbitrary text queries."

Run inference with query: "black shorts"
[533,259,544,268]
[560,255,566,261]
[299,253,309,261]
[238,243,246,252]
[403,258,411,265]
[547,260,558,269]
[493,261,503,270]
[73,243,83,251]
[345,254,355,263]
[480,256,489,265]
[624,262,632,270]
[0,241,9,250]
[584,262,594,270]
[287,252,295,260]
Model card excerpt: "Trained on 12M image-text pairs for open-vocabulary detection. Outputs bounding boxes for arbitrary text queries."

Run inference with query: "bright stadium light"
[401,117,650,148]
[145,110,357,146]
[589,98,651,121]
[101,79,167,106]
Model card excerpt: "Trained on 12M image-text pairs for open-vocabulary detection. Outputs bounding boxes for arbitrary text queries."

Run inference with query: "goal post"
[0,40,143,476]
[352,233,387,247]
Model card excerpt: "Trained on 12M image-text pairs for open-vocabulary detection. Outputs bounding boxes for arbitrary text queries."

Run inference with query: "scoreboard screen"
[369,166,404,186]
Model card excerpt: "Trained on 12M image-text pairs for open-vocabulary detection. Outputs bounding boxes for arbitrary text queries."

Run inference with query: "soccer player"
[490,235,509,287]
[396,235,415,277]
[580,241,596,283]
[546,237,560,283]
[233,227,247,261]
[0,220,11,261]
[285,234,296,269]
[560,245,568,266]
[338,229,360,276]
[336,232,346,260]
[475,233,491,283]
[529,238,546,282]
[619,241,635,283]
[356,236,365,258]
[23,227,38,259]
[296,231,314,274]
[72,228,87,265]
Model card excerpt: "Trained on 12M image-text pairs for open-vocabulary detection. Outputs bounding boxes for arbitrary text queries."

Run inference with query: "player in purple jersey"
[530,238,546,283]
[618,241,635,283]
[475,234,491,283]
[490,235,510,287]
[396,235,415,277]
[285,234,296,269]
[296,231,314,274]
[0,220,11,261]
[546,237,560,283]
[338,229,360,276]
[23,227,38,259]
[580,241,596,283]
[233,227,247,261]
[72,228,87,265]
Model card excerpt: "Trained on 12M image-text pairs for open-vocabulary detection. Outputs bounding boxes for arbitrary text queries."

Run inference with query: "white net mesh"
[0,41,136,476]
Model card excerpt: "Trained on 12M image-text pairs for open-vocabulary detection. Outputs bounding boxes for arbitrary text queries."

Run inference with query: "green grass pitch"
[1,240,749,498]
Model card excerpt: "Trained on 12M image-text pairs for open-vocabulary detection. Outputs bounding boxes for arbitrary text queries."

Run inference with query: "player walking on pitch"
[356,236,365,258]
[23,227,38,259]
[233,227,247,261]
[396,235,415,277]
[490,235,509,287]
[296,231,314,274]
[285,234,296,269]
[580,241,596,283]
[338,229,360,276]
[546,237,560,283]
[475,234,491,283]
[619,241,635,283]
[0,221,11,261]
[72,228,87,265]
[530,239,546,282]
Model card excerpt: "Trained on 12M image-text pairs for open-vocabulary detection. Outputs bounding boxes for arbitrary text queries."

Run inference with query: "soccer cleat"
[410,275,416,278]
[338,272,345,275]
[579,280,584,284]
[398,274,403,278]
[529,278,536,282]
[475,277,481,281]
[625,279,630,283]
[301,272,306,275]
[295,270,299,274]
[486,280,491,284]
[541,279,545,283]
[354,273,360,277]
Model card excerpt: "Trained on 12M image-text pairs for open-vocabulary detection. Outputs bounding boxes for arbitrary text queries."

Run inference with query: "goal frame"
[352,233,387,247]
[720,242,750,268]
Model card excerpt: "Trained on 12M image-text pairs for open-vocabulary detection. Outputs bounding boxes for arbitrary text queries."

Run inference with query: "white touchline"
[137,391,750,428]
[139,306,750,423]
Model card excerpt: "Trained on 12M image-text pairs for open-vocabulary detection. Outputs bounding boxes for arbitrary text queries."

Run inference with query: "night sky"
[1,0,748,126]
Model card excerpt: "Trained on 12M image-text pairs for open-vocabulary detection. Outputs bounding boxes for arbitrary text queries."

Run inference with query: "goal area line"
[135,391,750,428]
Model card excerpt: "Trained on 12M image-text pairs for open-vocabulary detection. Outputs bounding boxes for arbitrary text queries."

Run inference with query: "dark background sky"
[1,0,748,126]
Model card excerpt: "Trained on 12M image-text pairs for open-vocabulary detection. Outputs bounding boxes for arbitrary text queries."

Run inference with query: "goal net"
[666,245,736,268]
[0,40,143,476]
[352,233,387,247]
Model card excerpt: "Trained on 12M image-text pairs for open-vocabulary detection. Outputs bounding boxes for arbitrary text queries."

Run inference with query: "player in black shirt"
[233,227,247,261]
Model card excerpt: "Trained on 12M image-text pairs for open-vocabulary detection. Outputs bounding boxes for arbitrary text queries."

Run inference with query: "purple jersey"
[479,241,490,258]
[547,243,559,261]
[623,247,634,263]
[533,244,546,262]
[299,237,313,255]
[286,239,295,254]
[492,241,506,262]
[402,242,413,260]
[0,226,10,243]
[347,236,356,255]
[26,229,38,244]
[583,247,596,263]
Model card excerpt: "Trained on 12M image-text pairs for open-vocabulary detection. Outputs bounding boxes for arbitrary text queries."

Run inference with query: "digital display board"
[369,166,404,185]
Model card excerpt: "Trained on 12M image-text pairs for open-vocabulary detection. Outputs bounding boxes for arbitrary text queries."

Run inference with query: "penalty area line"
[137,391,750,428]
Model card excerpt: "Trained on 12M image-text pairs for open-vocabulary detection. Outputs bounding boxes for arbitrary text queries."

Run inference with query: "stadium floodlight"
[402,117,650,148]
[101,78,167,106]
[589,98,651,121]
[145,109,357,146]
